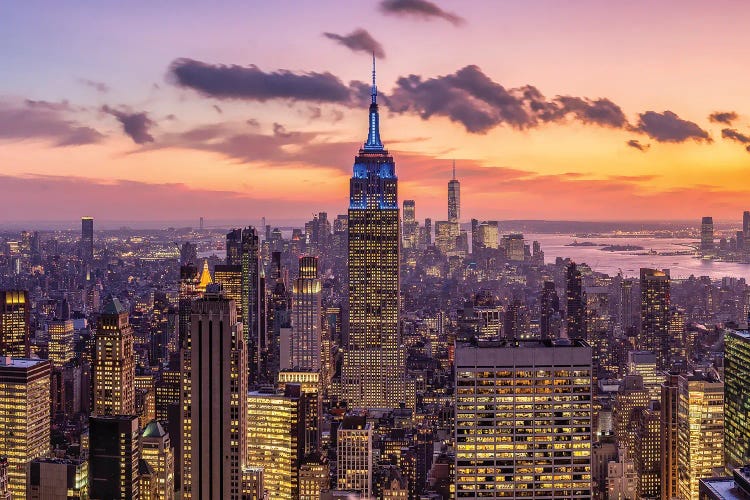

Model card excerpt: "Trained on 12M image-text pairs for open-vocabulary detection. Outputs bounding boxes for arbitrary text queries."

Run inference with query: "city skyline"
[4,1,750,222]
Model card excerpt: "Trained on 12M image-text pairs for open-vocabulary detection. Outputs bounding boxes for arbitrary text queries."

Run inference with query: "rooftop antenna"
[452,159,456,180]
[371,52,377,104]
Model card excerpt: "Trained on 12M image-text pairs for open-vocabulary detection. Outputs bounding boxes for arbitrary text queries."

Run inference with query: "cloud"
[709,111,738,125]
[102,105,155,144]
[323,29,386,58]
[168,58,354,103]
[387,65,627,133]
[721,128,750,152]
[379,0,465,25]
[78,78,110,93]
[626,139,650,151]
[633,111,711,143]
[213,104,223,114]
[0,99,104,146]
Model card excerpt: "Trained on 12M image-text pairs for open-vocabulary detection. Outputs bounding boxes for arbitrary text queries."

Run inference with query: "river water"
[528,233,750,280]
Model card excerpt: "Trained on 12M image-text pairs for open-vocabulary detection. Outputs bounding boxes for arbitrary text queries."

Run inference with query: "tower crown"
[364,54,383,151]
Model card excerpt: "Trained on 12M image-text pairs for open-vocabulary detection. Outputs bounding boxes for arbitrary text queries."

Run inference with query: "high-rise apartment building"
[342,60,408,409]
[0,290,30,358]
[448,161,460,222]
[89,415,140,500]
[92,297,135,416]
[337,415,373,497]
[677,372,724,500]
[285,256,322,371]
[639,268,671,370]
[455,339,593,498]
[566,262,585,339]
[725,330,750,470]
[0,357,51,499]
[81,216,94,262]
[181,286,247,499]
[246,385,304,499]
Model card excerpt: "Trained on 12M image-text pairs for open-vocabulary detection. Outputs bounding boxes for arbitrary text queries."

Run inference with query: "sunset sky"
[2,0,750,225]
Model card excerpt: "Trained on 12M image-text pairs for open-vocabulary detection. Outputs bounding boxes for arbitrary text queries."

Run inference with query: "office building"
[613,374,649,456]
[213,264,242,316]
[141,420,174,500]
[341,60,408,409]
[81,216,94,262]
[92,296,135,416]
[702,216,715,252]
[725,330,750,470]
[299,458,330,500]
[540,281,560,340]
[677,372,724,500]
[0,357,51,499]
[337,415,373,498]
[566,262,585,339]
[699,466,750,499]
[181,286,247,499]
[402,200,417,248]
[48,318,74,367]
[639,268,671,370]
[606,448,637,500]
[661,373,681,500]
[285,256,322,371]
[246,385,304,499]
[278,370,321,455]
[627,350,664,401]
[89,415,140,500]
[633,401,661,499]
[744,211,750,238]
[27,458,88,499]
[0,457,8,500]
[448,161,460,222]
[0,290,30,358]
[455,339,593,498]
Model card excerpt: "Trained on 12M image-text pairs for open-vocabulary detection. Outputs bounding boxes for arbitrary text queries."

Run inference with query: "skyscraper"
[448,161,460,222]
[677,372,724,500]
[744,210,750,238]
[540,281,560,340]
[725,330,750,470]
[0,290,30,358]
[81,216,94,262]
[701,216,715,252]
[93,296,135,416]
[337,414,373,497]
[639,268,671,370]
[661,373,680,500]
[181,286,247,499]
[342,59,408,409]
[455,339,593,498]
[241,227,262,381]
[89,415,141,499]
[402,200,417,248]
[566,262,585,339]
[0,357,51,499]
[28,458,89,499]
[285,256,322,371]
[246,385,304,499]
[48,318,75,367]
[141,420,175,500]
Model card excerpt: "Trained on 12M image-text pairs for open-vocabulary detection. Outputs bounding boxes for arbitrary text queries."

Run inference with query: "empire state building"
[341,59,411,409]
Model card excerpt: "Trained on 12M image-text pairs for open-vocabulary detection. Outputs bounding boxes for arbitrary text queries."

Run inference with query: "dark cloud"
[169,58,354,103]
[0,100,104,146]
[102,105,155,144]
[626,139,650,152]
[379,0,465,25]
[709,111,738,125]
[387,65,627,133]
[213,105,223,114]
[633,111,711,143]
[323,29,386,58]
[78,78,110,93]
[721,128,750,153]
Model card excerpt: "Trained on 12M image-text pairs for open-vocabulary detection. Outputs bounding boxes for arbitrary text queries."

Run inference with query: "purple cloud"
[0,100,104,146]
[709,111,738,125]
[379,0,464,25]
[634,111,711,143]
[102,105,155,144]
[323,29,386,58]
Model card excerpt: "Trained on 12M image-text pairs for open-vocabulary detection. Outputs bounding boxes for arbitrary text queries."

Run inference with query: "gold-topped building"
[0,290,30,358]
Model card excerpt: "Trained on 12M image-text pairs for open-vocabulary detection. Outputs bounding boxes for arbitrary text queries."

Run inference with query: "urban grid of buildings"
[2,62,750,500]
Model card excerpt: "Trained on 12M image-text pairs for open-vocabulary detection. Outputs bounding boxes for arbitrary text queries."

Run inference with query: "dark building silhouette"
[566,263,585,339]
[89,415,140,499]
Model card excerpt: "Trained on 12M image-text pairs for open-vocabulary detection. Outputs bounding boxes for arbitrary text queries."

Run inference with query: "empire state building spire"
[364,53,383,150]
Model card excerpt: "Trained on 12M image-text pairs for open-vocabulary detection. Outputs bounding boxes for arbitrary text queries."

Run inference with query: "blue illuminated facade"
[349,58,398,210]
